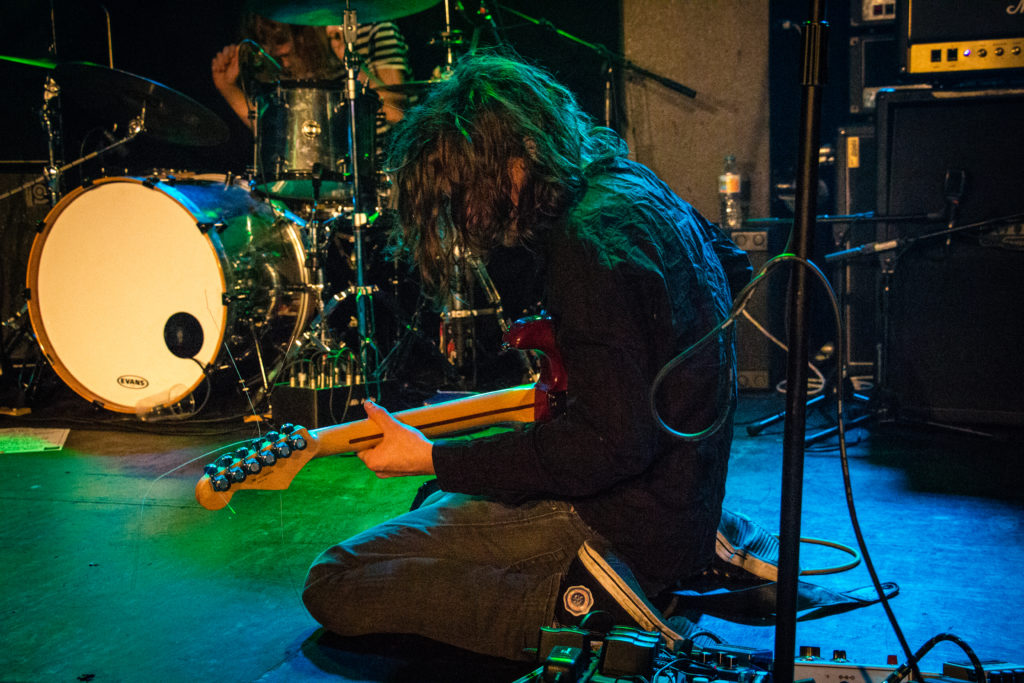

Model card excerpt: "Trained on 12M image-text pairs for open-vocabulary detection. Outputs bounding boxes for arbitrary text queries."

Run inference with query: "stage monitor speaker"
[875,88,1024,426]
[730,229,785,391]
[896,0,1024,79]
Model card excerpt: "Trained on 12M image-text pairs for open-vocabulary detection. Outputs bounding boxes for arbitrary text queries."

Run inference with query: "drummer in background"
[211,14,411,132]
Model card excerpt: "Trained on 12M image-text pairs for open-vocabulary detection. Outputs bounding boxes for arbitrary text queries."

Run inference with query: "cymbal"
[55,61,229,147]
[246,0,441,25]
[0,54,58,69]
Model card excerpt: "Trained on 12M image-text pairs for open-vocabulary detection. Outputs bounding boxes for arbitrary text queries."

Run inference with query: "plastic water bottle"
[719,154,743,230]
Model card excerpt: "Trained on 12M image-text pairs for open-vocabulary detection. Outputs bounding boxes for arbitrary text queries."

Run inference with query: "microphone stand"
[773,2,827,681]
[823,212,1024,265]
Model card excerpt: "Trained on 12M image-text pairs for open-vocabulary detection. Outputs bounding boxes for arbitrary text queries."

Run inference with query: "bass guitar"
[195,316,565,511]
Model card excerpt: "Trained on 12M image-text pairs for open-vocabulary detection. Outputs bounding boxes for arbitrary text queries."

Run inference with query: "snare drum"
[26,174,313,414]
[254,81,379,206]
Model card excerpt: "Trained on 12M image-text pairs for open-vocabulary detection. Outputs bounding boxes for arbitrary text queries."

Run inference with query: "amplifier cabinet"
[874,88,1024,425]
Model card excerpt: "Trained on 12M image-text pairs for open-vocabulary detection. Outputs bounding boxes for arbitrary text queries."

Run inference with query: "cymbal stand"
[0,107,141,206]
[0,63,70,207]
[342,8,382,399]
[40,75,63,205]
[438,0,463,71]
[426,0,464,73]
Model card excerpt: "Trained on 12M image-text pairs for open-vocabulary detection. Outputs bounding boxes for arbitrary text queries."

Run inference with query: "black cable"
[650,254,796,442]
[885,633,986,683]
[797,253,922,680]
[652,252,922,676]
[649,325,735,442]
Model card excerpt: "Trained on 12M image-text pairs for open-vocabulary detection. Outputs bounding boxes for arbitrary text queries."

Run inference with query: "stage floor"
[1,388,1021,682]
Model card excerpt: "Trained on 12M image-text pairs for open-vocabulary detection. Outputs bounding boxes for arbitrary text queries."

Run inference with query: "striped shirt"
[351,22,411,77]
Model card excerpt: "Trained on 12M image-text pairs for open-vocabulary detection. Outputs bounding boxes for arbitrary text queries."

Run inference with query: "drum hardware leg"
[351,215,382,396]
[440,249,533,389]
[247,321,271,395]
[0,304,39,416]
[300,162,345,355]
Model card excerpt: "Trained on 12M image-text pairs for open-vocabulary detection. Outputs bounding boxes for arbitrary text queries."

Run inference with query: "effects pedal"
[793,646,934,683]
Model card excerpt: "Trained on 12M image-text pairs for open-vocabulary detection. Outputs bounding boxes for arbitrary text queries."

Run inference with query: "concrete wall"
[621,1,772,224]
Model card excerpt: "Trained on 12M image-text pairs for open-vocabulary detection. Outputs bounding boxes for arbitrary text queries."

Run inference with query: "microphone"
[943,169,967,245]
[240,39,283,74]
[824,239,901,263]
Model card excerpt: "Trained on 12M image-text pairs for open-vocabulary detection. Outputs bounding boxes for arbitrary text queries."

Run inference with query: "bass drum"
[26,174,313,415]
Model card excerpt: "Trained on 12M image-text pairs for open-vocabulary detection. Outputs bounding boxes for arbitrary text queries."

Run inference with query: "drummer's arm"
[212,44,255,131]
[220,85,256,131]
[372,66,408,124]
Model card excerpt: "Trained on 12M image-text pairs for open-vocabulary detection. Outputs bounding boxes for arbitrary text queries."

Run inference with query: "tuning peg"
[271,441,292,459]
[204,463,219,476]
[241,457,262,474]
[211,475,231,492]
[227,466,246,483]
[257,447,277,466]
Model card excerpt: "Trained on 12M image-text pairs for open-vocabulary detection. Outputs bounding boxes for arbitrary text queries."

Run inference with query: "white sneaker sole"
[577,540,685,651]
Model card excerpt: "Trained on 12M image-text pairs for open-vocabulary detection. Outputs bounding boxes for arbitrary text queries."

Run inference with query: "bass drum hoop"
[26,175,311,415]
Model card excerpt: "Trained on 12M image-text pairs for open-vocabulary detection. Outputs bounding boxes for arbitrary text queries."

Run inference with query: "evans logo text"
[117,375,150,389]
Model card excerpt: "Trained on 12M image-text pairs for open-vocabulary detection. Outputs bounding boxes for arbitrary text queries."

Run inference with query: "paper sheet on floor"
[0,428,70,453]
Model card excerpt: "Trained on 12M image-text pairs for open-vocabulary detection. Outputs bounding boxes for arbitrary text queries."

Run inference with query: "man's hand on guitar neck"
[358,401,436,478]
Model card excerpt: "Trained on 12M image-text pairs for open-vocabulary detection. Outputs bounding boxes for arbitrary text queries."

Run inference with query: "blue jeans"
[302,491,599,661]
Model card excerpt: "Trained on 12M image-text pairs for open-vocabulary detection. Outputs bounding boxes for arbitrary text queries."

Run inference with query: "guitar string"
[130,436,252,591]
[130,339,270,590]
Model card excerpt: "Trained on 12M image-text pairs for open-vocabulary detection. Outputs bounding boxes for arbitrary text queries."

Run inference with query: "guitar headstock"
[194,423,319,510]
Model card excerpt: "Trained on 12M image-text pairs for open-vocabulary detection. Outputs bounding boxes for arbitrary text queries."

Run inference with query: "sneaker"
[556,540,693,652]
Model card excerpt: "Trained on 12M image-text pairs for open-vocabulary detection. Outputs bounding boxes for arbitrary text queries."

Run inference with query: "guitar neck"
[311,384,540,457]
[196,312,565,512]
[194,384,542,510]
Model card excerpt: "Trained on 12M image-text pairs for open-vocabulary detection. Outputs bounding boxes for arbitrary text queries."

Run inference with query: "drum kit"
[2,0,519,420]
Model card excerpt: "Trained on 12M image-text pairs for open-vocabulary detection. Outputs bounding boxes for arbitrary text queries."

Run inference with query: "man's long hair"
[384,53,625,301]
[243,15,340,80]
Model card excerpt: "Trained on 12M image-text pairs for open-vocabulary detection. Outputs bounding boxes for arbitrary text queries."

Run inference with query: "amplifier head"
[898,0,1024,79]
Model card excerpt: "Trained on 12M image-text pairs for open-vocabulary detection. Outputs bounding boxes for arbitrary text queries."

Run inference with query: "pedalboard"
[793,647,1022,683]
[518,626,1021,683]
[941,660,1024,683]
[793,646,935,683]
